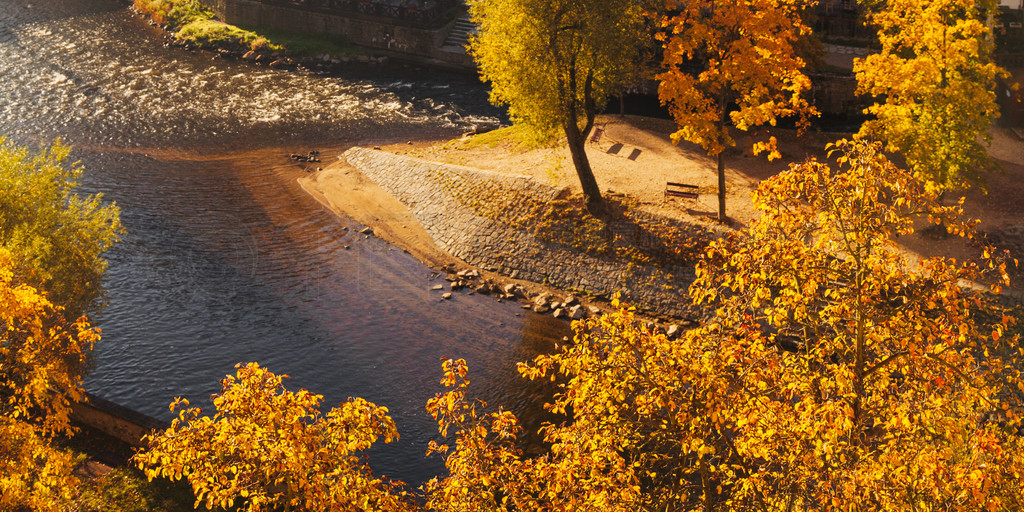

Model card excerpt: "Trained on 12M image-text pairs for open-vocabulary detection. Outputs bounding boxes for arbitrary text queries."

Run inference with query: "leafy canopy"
[469,0,648,207]
[0,138,122,319]
[425,140,1024,511]
[136,362,413,512]
[657,0,815,159]
[855,0,1007,193]
[657,0,817,221]
[676,139,1023,509]
[0,249,100,511]
[469,0,646,138]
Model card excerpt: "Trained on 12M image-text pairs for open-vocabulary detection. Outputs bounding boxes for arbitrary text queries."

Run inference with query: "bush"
[133,0,214,29]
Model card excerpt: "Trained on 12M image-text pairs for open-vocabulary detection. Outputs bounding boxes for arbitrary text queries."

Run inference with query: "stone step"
[443,15,476,50]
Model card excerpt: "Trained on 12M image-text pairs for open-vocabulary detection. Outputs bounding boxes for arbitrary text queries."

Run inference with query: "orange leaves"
[422,360,533,512]
[136,362,411,512]
[670,137,1024,509]
[0,249,93,511]
[658,0,817,156]
[657,0,818,219]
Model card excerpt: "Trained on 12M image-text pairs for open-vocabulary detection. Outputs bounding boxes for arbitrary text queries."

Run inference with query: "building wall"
[206,0,456,58]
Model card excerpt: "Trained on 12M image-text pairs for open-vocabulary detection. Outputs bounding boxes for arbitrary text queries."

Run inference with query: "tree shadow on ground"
[509,192,716,269]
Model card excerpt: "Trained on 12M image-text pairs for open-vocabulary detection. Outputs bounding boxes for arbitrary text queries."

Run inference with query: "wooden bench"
[665,182,699,200]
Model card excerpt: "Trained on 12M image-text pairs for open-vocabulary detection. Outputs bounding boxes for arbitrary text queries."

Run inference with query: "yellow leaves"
[0,249,95,510]
[468,0,646,168]
[752,137,782,161]
[855,0,1005,192]
[136,363,409,512]
[0,138,122,320]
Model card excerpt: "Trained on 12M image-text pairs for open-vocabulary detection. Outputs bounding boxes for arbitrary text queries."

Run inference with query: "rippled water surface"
[0,0,566,485]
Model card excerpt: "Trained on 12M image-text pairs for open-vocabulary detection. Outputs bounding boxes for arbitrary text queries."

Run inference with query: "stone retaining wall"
[71,393,169,447]
[344,148,701,318]
[208,0,455,58]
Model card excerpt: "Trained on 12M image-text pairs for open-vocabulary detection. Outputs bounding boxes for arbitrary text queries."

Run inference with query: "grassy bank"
[133,0,353,59]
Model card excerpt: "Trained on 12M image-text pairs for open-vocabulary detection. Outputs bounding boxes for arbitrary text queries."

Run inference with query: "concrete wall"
[345,147,705,319]
[207,0,456,58]
[71,393,169,447]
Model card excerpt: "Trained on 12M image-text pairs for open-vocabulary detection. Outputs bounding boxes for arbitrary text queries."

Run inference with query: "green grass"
[176,19,281,52]
[136,0,352,58]
[454,124,557,152]
[246,28,353,58]
[58,424,200,511]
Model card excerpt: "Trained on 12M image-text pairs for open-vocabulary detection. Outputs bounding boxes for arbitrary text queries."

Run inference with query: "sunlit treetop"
[855,0,1008,193]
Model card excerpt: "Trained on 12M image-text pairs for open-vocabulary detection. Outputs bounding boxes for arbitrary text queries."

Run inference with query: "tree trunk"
[717,90,728,223]
[564,122,603,212]
[717,151,726,222]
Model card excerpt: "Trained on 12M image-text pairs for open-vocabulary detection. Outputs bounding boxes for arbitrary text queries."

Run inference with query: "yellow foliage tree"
[657,0,817,222]
[421,358,529,511]
[468,0,649,211]
[0,138,122,320]
[135,362,414,512]
[423,357,641,512]
[0,249,99,511]
[512,139,1024,510]
[855,0,1007,193]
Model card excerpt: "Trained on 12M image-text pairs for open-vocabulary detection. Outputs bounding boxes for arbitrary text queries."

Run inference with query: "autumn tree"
[0,138,123,319]
[657,0,817,222]
[0,139,119,511]
[421,358,529,511]
[135,362,414,512]
[423,357,642,512]
[510,139,1024,510]
[468,0,648,211]
[855,0,1007,193]
[0,248,100,511]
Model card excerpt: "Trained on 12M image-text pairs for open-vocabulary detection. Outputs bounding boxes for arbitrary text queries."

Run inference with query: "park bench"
[665,182,699,200]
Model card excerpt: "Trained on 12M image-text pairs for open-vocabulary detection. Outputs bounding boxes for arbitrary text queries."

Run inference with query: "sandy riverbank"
[298,146,459,270]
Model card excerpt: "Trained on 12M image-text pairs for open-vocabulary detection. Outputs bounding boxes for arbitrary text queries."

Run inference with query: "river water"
[0,0,567,485]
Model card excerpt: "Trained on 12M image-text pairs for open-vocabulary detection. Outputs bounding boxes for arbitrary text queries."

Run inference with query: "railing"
[260,0,459,27]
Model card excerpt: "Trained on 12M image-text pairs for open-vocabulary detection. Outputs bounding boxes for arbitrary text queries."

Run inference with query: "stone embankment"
[344,147,705,320]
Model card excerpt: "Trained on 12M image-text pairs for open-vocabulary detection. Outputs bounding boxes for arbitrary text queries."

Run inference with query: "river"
[0,0,567,486]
